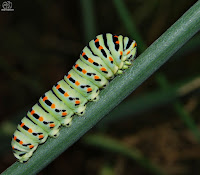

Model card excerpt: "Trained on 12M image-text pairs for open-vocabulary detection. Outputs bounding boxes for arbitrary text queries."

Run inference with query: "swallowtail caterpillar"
[11,33,137,163]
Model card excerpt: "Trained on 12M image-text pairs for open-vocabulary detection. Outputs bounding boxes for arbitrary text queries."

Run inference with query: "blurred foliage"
[0,0,200,174]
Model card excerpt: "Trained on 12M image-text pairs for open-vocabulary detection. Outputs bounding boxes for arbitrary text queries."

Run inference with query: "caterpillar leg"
[92,95,99,102]
[125,61,132,66]
[116,70,123,75]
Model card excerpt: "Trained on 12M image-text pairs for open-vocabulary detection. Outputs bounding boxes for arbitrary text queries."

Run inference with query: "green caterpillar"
[11,33,137,163]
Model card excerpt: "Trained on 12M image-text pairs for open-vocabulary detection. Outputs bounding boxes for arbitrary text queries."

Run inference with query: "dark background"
[0,0,200,174]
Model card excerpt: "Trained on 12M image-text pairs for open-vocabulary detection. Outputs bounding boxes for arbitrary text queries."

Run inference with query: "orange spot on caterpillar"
[114,35,118,38]
[87,88,92,92]
[39,135,44,139]
[29,145,34,149]
[75,81,80,86]
[62,112,67,116]
[120,51,123,55]
[67,74,71,79]
[115,41,119,44]
[75,100,80,104]
[12,146,14,149]
[21,123,25,127]
[39,117,44,121]
[50,124,55,127]
[43,96,48,101]
[30,110,35,115]
[101,67,107,71]
[109,57,113,61]
[88,58,94,63]
[14,136,17,140]
[82,52,86,56]
[56,84,60,89]
[95,38,99,42]
[82,69,87,74]
[64,92,69,97]
[98,46,103,50]
[127,51,130,55]
[133,42,136,47]
[51,104,55,109]
[75,64,79,68]
[19,141,23,144]
[94,75,100,79]
[28,128,33,133]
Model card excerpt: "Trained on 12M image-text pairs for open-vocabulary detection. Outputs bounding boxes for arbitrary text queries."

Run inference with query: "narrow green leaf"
[156,74,200,142]
[80,0,97,42]
[113,0,148,52]
[83,134,166,175]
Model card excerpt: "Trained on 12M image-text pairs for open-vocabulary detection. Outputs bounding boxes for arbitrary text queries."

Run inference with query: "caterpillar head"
[123,37,137,63]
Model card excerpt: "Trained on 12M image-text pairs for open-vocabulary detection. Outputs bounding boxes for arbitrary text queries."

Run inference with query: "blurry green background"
[0,0,200,174]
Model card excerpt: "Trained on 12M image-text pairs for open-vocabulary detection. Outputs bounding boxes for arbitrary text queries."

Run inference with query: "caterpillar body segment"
[11,33,137,163]
[52,80,87,115]
[103,33,124,69]
[12,130,39,162]
[73,59,109,88]
[27,103,60,137]
[64,70,99,101]
[89,35,119,74]
[123,37,137,63]
[17,117,49,143]
[80,46,114,80]
[39,90,74,126]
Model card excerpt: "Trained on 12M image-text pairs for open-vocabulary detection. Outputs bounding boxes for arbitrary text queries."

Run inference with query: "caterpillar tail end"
[13,145,38,163]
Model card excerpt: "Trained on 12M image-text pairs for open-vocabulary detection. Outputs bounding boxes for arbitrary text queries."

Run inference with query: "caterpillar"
[11,33,137,163]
